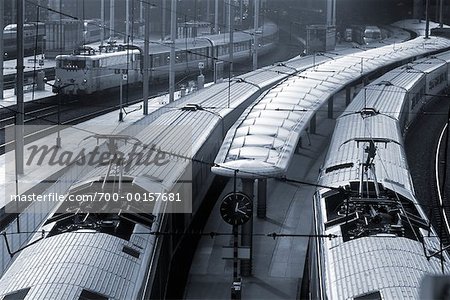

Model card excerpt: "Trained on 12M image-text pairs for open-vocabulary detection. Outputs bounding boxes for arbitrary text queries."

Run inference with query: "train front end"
[54,54,95,95]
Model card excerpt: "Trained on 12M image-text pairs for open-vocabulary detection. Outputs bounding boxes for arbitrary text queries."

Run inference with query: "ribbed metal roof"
[212,36,450,178]
[323,236,445,299]
[0,36,341,299]
[316,46,450,300]
[0,227,155,300]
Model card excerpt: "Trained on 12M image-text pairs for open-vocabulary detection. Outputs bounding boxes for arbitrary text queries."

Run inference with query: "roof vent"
[181,103,204,111]
[122,245,140,258]
[360,107,379,117]
[377,80,393,86]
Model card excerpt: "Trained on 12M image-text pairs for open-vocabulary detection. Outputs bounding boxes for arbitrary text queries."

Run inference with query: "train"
[343,25,382,45]
[52,22,279,95]
[0,19,448,300]
[3,22,45,58]
[0,37,321,299]
[3,19,106,60]
[82,19,104,44]
[303,51,450,299]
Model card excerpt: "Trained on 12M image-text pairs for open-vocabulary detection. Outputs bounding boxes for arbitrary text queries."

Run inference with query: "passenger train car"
[304,52,450,299]
[1,22,447,300]
[0,51,317,300]
[83,19,104,44]
[53,22,278,95]
[3,22,45,58]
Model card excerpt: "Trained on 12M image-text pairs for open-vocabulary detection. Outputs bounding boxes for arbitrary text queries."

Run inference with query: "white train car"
[0,53,322,300]
[305,52,450,299]
[3,22,45,58]
[54,44,142,95]
[53,22,278,95]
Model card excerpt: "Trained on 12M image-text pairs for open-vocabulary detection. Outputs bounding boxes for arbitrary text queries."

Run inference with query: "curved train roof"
[130,22,276,55]
[0,36,340,277]
[66,52,332,199]
[0,227,156,299]
[316,50,450,300]
[212,36,450,178]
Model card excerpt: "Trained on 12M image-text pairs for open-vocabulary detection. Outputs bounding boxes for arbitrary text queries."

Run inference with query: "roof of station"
[212,35,450,178]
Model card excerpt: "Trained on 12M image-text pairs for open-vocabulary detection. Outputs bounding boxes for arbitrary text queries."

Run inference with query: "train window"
[122,245,140,258]
[152,54,160,67]
[62,60,86,69]
[3,288,31,300]
[354,291,382,300]
[177,50,187,62]
[79,289,108,300]
[92,60,100,68]
[191,51,198,61]
[222,46,228,55]
[325,163,354,173]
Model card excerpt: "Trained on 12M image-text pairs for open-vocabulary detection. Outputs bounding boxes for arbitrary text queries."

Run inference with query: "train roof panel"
[212,36,450,178]
[319,113,414,199]
[435,50,450,62]
[74,80,261,195]
[56,48,141,60]
[0,229,155,299]
[408,56,448,73]
[323,236,444,299]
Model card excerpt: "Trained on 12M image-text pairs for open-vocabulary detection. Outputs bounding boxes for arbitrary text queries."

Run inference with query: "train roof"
[317,50,450,300]
[55,47,141,60]
[321,113,414,199]
[0,44,335,300]
[0,226,156,299]
[323,235,445,299]
[212,36,450,179]
[76,22,277,56]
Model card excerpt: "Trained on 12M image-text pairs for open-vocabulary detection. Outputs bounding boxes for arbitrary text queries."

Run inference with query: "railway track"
[434,122,450,246]
[405,97,450,248]
[3,68,55,90]
[0,90,146,154]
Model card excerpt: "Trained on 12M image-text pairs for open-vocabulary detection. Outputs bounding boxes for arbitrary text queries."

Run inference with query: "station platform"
[184,85,355,299]
[0,81,55,108]
[3,55,55,78]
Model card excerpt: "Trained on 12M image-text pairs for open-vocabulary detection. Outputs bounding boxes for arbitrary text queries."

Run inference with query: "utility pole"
[228,0,234,77]
[0,0,4,99]
[425,0,430,38]
[125,0,129,43]
[140,0,144,27]
[162,0,166,40]
[16,0,24,175]
[110,0,115,38]
[215,0,219,33]
[206,0,210,23]
[100,0,104,45]
[439,0,444,28]
[169,0,176,102]
[240,0,243,25]
[253,0,259,71]
[143,1,150,114]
